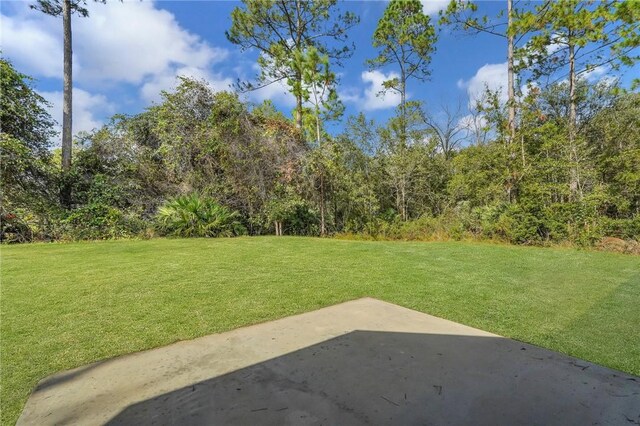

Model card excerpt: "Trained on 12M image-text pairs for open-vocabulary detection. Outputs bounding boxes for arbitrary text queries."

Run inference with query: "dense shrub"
[3,66,638,252]
[0,211,33,243]
[156,194,246,238]
[264,196,319,236]
[598,216,640,240]
[337,203,638,250]
[59,204,148,241]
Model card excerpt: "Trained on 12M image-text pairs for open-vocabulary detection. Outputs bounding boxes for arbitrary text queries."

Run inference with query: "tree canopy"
[2,1,639,251]
[226,0,358,132]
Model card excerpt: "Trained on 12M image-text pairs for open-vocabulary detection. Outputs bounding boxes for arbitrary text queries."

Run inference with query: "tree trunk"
[507,0,516,143]
[312,82,322,146]
[319,172,326,236]
[400,75,407,148]
[395,182,400,219]
[333,193,338,231]
[61,0,73,206]
[294,2,303,136]
[568,42,577,135]
[401,176,407,221]
[568,39,581,200]
[505,0,519,204]
[316,115,321,146]
[295,91,303,132]
[399,72,408,221]
[62,0,72,171]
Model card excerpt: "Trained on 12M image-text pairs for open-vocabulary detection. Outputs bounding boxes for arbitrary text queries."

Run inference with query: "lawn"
[1,237,639,424]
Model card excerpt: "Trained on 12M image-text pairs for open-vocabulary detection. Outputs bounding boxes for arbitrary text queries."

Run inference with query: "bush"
[0,211,33,243]
[598,216,640,240]
[264,196,319,236]
[497,204,547,244]
[59,203,148,241]
[341,212,467,242]
[156,194,246,238]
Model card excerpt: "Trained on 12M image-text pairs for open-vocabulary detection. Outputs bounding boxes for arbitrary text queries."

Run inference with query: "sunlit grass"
[2,237,638,424]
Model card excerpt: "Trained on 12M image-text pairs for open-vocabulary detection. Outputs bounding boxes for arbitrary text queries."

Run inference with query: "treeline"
[2,59,639,249]
[1,0,639,251]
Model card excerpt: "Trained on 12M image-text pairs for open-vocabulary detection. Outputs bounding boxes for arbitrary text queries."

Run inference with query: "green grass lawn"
[1,237,639,424]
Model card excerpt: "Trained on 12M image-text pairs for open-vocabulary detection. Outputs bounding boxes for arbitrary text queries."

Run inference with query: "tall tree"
[298,46,344,146]
[506,0,515,143]
[378,103,431,221]
[0,59,56,157]
[440,0,522,143]
[440,0,529,202]
[226,0,358,134]
[368,0,437,146]
[31,0,103,205]
[297,46,344,235]
[1,59,57,220]
[515,0,640,200]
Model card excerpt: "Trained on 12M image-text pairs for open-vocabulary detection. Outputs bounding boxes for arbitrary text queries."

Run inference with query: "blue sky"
[1,0,637,139]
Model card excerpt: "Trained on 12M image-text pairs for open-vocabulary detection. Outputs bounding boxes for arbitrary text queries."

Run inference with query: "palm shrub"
[156,194,246,237]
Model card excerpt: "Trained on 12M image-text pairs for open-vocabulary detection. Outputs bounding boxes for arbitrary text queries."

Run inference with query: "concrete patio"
[17,298,640,425]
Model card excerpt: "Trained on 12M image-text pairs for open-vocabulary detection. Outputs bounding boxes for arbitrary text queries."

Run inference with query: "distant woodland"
[2,0,639,250]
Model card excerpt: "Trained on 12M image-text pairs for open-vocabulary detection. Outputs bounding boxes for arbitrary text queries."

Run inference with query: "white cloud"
[456,113,489,145]
[342,70,402,111]
[39,89,115,141]
[2,1,235,133]
[458,62,508,106]
[457,113,486,131]
[248,79,296,108]
[546,36,565,55]
[141,67,233,104]
[0,10,62,77]
[239,56,296,107]
[1,1,229,86]
[382,0,448,16]
[582,65,607,82]
[73,1,228,85]
[420,0,451,16]
[519,81,538,99]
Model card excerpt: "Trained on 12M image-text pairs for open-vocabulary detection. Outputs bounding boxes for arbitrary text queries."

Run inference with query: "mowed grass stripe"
[1,237,639,425]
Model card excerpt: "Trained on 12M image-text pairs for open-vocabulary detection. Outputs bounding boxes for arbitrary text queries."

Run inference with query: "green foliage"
[298,46,344,145]
[57,174,148,241]
[369,0,436,82]
[60,203,146,241]
[0,211,33,243]
[368,0,436,147]
[156,194,246,238]
[265,193,318,236]
[226,0,358,129]
[0,133,57,216]
[30,0,95,18]
[438,0,507,35]
[515,0,640,80]
[1,62,638,249]
[0,59,60,242]
[0,59,56,154]
[448,143,509,207]
[585,92,640,214]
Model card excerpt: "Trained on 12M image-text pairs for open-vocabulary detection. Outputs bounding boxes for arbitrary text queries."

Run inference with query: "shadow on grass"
[106,331,640,426]
[551,273,640,376]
